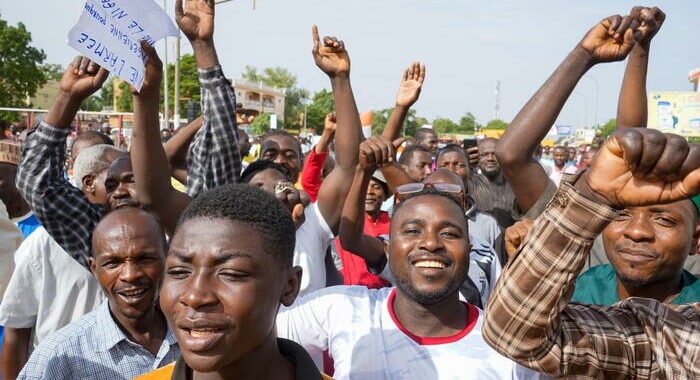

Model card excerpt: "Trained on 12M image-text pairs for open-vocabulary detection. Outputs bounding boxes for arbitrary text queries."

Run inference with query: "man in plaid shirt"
[16,1,240,268]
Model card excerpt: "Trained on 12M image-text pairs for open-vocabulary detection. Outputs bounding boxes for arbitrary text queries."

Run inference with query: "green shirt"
[572,264,700,305]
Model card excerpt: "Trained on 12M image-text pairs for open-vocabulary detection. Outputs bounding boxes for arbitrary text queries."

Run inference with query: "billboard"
[648,92,700,137]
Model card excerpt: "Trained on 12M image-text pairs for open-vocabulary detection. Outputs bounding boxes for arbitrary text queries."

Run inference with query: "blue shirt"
[15,213,40,238]
[19,302,179,380]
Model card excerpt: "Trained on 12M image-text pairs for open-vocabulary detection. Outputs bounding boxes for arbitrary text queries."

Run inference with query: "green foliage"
[370,108,425,137]
[80,95,103,112]
[39,64,63,81]
[0,14,47,121]
[484,119,509,130]
[242,66,297,89]
[459,112,480,133]
[242,65,306,129]
[687,136,700,144]
[101,78,115,110]
[249,112,271,136]
[597,118,617,140]
[284,87,309,130]
[305,89,334,134]
[370,108,392,136]
[163,54,200,118]
[432,118,459,135]
[116,81,133,112]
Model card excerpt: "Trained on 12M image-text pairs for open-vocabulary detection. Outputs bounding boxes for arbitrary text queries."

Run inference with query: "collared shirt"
[572,265,700,306]
[16,65,241,270]
[483,179,700,379]
[468,171,516,229]
[19,302,179,380]
[134,339,332,380]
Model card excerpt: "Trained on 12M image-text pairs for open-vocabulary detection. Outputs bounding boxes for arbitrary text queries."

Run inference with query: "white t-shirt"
[0,227,104,349]
[295,202,335,297]
[278,286,549,380]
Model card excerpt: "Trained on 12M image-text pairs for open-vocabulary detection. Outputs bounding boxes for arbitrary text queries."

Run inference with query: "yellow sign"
[648,91,700,137]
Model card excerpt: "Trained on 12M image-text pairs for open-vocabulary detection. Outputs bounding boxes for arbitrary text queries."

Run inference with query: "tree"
[101,78,115,110]
[597,118,616,140]
[408,116,429,137]
[305,89,334,134]
[0,14,46,121]
[39,64,63,81]
[163,54,200,119]
[459,112,480,133]
[284,87,309,130]
[116,81,133,112]
[484,119,509,130]
[370,108,392,136]
[80,95,102,112]
[249,112,271,136]
[241,65,307,129]
[432,118,459,135]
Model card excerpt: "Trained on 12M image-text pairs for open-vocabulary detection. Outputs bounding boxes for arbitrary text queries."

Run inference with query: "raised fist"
[131,41,162,97]
[359,136,405,172]
[580,128,700,209]
[176,0,215,43]
[630,6,665,48]
[395,62,426,108]
[312,25,350,78]
[504,218,534,262]
[61,56,109,101]
[578,15,636,63]
[324,113,337,134]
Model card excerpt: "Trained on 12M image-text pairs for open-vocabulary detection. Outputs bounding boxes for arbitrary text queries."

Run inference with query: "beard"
[618,273,652,288]
[390,260,469,306]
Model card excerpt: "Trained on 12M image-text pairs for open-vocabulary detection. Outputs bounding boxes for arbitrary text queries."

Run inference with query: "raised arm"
[339,137,403,267]
[484,127,700,378]
[312,26,363,234]
[130,42,192,236]
[496,15,635,213]
[382,62,425,141]
[176,0,241,198]
[616,6,665,129]
[16,57,108,269]
[164,116,203,184]
[300,113,335,202]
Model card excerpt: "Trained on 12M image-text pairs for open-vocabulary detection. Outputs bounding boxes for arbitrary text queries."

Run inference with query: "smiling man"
[18,208,178,379]
[572,197,700,305]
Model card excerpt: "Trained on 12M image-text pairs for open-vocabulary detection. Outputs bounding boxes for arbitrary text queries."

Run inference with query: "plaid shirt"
[17,65,240,269]
[483,178,700,379]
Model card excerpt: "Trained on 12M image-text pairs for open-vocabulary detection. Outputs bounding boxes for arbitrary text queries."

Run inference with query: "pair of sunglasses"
[394,182,466,210]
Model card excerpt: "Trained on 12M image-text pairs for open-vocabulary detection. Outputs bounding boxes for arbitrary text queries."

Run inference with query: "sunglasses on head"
[394,182,466,209]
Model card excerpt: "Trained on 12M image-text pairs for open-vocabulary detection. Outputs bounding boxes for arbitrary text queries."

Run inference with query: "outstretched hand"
[359,136,406,172]
[395,62,426,108]
[630,6,665,48]
[578,14,637,63]
[578,128,700,209]
[131,41,163,98]
[312,25,350,78]
[61,56,109,101]
[175,0,215,42]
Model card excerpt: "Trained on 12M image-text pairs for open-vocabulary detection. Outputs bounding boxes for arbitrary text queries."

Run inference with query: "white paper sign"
[67,0,179,91]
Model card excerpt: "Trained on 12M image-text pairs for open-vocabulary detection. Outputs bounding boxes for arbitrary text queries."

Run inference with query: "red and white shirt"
[278,287,550,380]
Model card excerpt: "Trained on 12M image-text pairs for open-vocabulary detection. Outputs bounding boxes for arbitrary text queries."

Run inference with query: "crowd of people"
[0,2,698,379]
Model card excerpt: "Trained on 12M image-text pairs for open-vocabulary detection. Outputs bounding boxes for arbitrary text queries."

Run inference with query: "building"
[232,79,286,120]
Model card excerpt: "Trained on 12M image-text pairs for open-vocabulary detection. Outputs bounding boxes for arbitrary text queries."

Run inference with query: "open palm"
[176,0,214,42]
[396,62,425,108]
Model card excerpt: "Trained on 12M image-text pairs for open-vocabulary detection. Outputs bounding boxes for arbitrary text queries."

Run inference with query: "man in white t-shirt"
[278,183,549,379]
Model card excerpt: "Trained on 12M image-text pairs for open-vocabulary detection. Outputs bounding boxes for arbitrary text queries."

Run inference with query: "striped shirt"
[483,177,700,379]
[16,65,240,269]
[18,302,179,380]
[468,171,516,229]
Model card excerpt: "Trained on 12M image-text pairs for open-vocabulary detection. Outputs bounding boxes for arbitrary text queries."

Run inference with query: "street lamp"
[582,74,599,127]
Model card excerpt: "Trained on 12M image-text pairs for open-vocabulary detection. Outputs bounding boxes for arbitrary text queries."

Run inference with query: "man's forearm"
[338,167,384,264]
[192,40,219,69]
[44,91,82,128]
[329,76,361,170]
[1,327,31,380]
[315,130,335,154]
[382,105,409,141]
[616,45,649,128]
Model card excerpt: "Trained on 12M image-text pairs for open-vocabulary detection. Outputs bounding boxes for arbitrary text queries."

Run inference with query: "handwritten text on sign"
[68,0,178,91]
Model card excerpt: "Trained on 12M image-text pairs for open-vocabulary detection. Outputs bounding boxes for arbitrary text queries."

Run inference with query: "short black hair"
[437,144,466,160]
[75,130,114,146]
[415,128,437,140]
[262,130,303,158]
[393,187,466,218]
[178,184,296,267]
[399,144,431,165]
[241,160,292,183]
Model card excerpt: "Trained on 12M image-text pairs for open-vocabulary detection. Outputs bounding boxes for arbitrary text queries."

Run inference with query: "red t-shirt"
[337,211,391,289]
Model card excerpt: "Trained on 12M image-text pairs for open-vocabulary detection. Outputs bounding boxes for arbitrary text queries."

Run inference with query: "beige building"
[232,79,286,119]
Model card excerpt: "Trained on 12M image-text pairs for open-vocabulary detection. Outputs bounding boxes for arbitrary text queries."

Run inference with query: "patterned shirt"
[483,178,700,379]
[468,171,516,229]
[16,65,241,269]
[18,301,179,380]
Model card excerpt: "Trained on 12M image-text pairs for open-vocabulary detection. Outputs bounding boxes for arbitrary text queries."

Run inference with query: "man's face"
[603,201,697,287]
[437,151,469,183]
[90,210,166,320]
[403,151,433,182]
[104,156,141,212]
[477,140,500,177]
[238,131,251,158]
[567,148,576,161]
[417,131,438,156]
[161,218,298,373]
[365,179,387,215]
[261,136,301,182]
[388,195,470,305]
[552,148,567,168]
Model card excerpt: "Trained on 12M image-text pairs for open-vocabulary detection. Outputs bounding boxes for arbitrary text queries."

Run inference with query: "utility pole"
[494,80,501,121]
[174,38,181,129]
[162,0,169,130]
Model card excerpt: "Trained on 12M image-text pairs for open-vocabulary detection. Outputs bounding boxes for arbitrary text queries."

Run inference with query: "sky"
[1,0,698,127]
